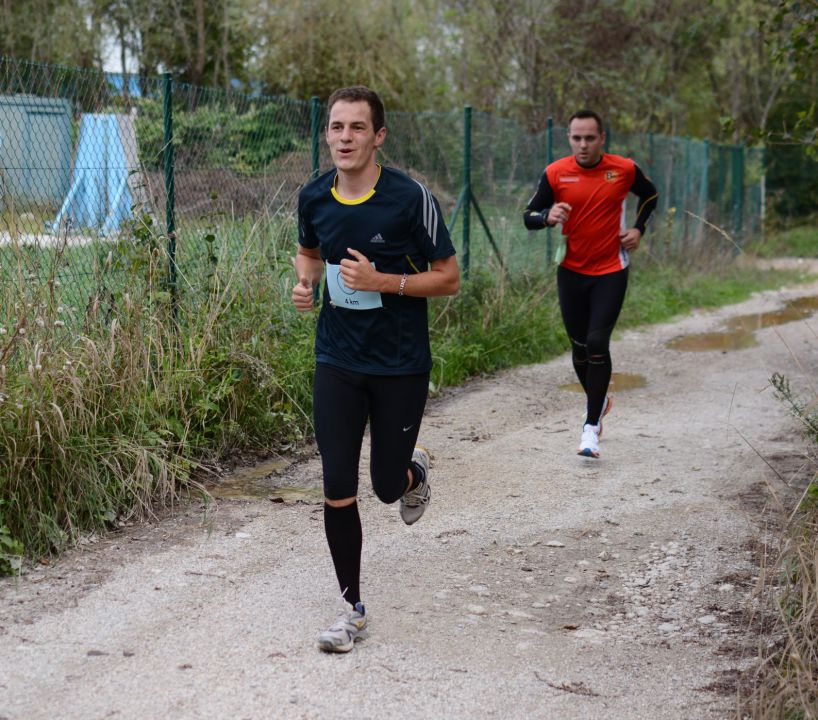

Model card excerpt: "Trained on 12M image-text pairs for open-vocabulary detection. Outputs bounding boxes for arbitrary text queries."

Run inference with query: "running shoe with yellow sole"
[400,446,431,525]
[317,599,368,653]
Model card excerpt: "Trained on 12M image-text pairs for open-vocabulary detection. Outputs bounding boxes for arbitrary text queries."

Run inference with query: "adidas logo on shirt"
[369,233,385,244]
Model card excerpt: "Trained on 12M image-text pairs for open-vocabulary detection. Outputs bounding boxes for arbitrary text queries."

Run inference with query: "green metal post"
[731,144,744,245]
[462,105,472,279]
[755,147,767,237]
[694,139,710,246]
[715,144,727,213]
[546,116,554,166]
[683,138,692,243]
[647,132,654,181]
[545,116,553,264]
[604,124,611,153]
[162,72,177,307]
[700,140,710,213]
[309,96,322,304]
[310,96,321,179]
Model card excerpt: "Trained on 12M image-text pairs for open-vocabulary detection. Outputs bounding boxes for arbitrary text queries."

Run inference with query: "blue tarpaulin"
[105,72,143,99]
[51,114,134,235]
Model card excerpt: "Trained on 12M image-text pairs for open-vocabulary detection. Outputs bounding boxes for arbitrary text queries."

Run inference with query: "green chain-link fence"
[384,109,765,275]
[0,55,766,314]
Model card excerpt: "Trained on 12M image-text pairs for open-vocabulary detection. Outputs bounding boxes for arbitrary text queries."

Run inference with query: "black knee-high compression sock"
[585,354,612,425]
[323,502,362,607]
[571,341,589,392]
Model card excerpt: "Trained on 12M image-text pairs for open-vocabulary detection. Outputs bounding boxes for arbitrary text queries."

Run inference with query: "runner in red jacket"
[524,110,658,458]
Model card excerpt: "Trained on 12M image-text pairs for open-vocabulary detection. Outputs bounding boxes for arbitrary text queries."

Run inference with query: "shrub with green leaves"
[135,97,307,173]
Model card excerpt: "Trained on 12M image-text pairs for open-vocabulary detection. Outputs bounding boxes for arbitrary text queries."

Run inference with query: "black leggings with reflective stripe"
[557,265,629,426]
[313,363,429,502]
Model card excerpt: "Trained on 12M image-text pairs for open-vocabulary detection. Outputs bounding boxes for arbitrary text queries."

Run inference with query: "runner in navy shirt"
[292,86,459,653]
[299,164,453,374]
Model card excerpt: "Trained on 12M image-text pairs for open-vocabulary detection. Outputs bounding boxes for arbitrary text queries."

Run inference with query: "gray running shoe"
[317,599,368,653]
[400,446,431,525]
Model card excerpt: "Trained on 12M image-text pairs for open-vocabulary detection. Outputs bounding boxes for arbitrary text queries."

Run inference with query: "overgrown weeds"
[741,370,818,718]
[0,211,809,574]
[429,266,564,389]
[746,217,818,259]
[0,208,314,568]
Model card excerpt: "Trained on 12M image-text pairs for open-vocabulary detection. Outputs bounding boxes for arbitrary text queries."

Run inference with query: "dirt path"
[2,267,818,720]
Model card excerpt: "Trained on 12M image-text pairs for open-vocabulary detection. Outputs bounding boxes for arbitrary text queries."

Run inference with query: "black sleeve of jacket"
[630,164,658,234]
[523,171,554,230]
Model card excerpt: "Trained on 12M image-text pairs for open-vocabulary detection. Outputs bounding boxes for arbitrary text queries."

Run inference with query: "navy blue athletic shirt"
[298,165,456,375]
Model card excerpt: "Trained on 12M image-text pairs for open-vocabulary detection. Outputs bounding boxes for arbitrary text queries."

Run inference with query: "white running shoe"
[583,395,613,438]
[317,599,368,653]
[578,423,601,458]
[400,446,431,525]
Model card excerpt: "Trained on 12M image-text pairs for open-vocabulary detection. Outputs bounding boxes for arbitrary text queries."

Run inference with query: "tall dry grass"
[741,369,818,719]
[0,208,314,570]
[0,205,808,575]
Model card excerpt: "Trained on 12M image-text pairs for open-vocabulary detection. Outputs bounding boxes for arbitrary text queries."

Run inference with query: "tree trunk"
[193,0,206,86]
[3,0,13,56]
[221,0,230,91]
[119,15,130,107]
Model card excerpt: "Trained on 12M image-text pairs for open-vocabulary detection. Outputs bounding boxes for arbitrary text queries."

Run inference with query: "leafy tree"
[766,0,818,149]
[0,0,101,67]
[96,0,255,91]
[248,0,433,111]
[428,0,647,131]
[762,0,818,218]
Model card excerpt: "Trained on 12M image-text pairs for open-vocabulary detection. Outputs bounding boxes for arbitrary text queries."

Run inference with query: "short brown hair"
[568,109,604,134]
[327,86,385,132]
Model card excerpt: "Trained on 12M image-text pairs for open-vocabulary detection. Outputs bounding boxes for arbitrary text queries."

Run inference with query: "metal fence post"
[162,72,177,307]
[604,124,611,153]
[732,144,744,244]
[697,139,710,244]
[462,105,472,279]
[545,116,553,264]
[715,144,727,214]
[760,145,767,235]
[683,137,692,244]
[310,96,320,180]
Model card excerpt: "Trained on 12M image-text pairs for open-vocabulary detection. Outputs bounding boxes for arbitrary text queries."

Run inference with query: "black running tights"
[557,265,628,426]
[313,363,430,503]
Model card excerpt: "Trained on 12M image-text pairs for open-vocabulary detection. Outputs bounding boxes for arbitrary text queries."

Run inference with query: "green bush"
[135,98,307,173]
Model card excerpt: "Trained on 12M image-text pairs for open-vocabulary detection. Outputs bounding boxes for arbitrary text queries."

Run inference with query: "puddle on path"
[206,457,323,503]
[666,295,818,353]
[665,329,759,353]
[724,295,818,331]
[559,372,647,393]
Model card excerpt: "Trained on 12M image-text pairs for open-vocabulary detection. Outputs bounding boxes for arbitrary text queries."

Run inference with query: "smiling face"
[568,117,605,168]
[326,100,386,177]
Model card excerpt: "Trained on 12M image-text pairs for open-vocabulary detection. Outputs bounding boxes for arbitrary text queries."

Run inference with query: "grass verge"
[0,219,813,574]
[740,372,818,718]
[746,219,818,259]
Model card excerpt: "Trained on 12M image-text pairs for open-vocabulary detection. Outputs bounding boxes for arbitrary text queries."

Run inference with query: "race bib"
[326,262,383,311]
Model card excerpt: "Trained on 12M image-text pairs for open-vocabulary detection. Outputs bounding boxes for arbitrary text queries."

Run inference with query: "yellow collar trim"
[331,166,381,205]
